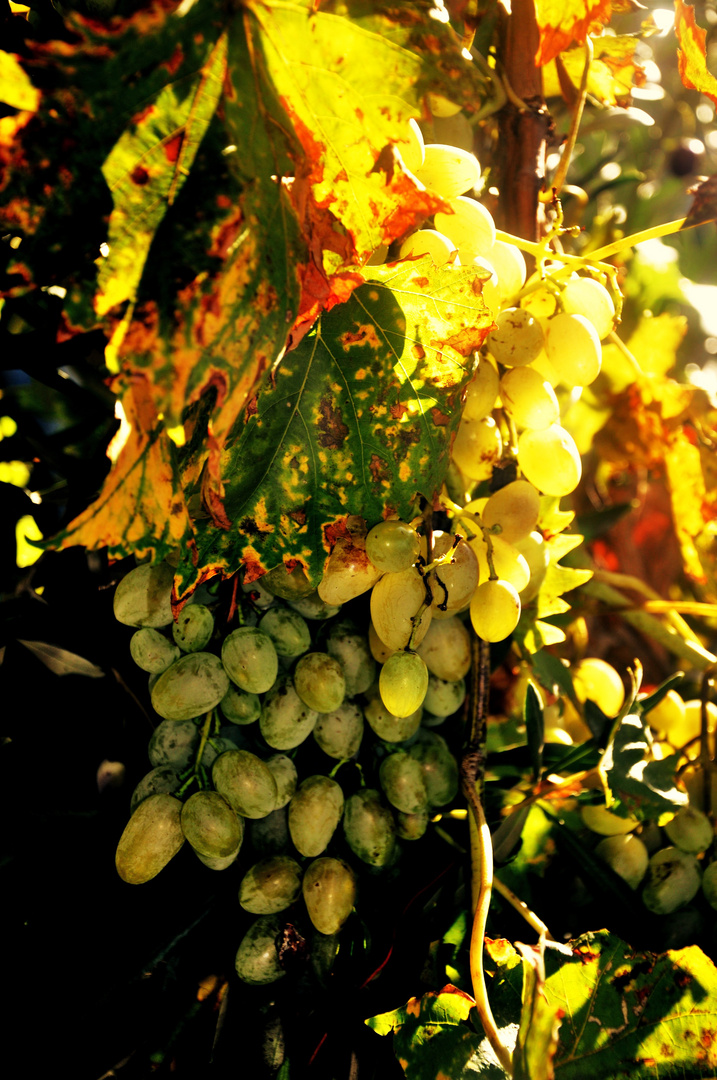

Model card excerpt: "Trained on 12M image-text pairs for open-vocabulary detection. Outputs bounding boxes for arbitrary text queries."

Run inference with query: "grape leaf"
[533,0,614,67]
[515,531,592,654]
[601,712,688,820]
[674,0,717,107]
[513,944,562,1080]
[683,174,717,230]
[543,36,645,108]
[0,50,40,112]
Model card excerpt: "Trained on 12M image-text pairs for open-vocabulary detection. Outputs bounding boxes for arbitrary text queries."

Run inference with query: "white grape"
[572,658,625,717]
[485,241,526,305]
[451,415,502,481]
[482,480,540,544]
[500,367,559,430]
[399,229,459,266]
[414,143,481,199]
[512,531,548,601]
[545,312,602,387]
[427,533,478,617]
[370,567,432,651]
[463,358,499,421]
[517,425,582,496]
[470,533,531,592]
[488,308,544,368]
[470,578,521,642]
[472,256,500,315]
[595,834,649,890]
[561,276,615,340]
[434,196,496,262]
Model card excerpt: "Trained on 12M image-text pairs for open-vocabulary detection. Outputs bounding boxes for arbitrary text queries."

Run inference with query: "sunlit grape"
[451,415,502,481]
[499,368,560,430]
[318,534,382,605]
[427,533,478,617]
[400,117,425,173]
[595,834,649,889]
[368,620,396,663]
[416,616,471,681]
[643,689,686,737]
[487,307,544,368]
[517,425,582,496]
[664,805,714,854]
[485,241,526,305]
[399,229,459,266]
[581,805,639,835]
[573,658,625,717]
[482,480,540,544]
[463,357,500,421]
[370,566,432,651]
[470,534,531,592]
[428,93,463,118]
[414,143,481,199]
[379,650,429,718]
[512,531,548,602]
[544,312,601,387]
[470,578,520,642]
[365,520,421,574]
[561,276,615,339]
[434,196,496,263]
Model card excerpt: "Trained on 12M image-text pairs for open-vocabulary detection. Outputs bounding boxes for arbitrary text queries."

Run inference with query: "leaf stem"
[542,37,593,201]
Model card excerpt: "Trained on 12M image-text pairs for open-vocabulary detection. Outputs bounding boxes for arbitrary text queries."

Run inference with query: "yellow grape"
[581,805,638,835]
[365,519,420,573]
[318,534,381,605]
[595,835,649,889]
[544,312,602,387]
[469,533,530,592]
[463,357,499,421]
[416,616,471,681]
[643,689,686,736]
[488,307,544,368]
[471,256,500,315]
[470,579,521,642]
[451,415,502,481]
[434,195,496,262]
[400,117,425,173]
[572,658,625,717]
[427,533,478,617]
[368,619,396,662]
[428,93,463,118]
[482,479,540,544]
[485,241,526,305]
[399,229,459,266]
[517,424,582,496]
[499,367,560,430]
[370,566,432,651]
[379,651,429,717]
[414,143,481,199]
[561,276,615,339]
[512,531,549,601]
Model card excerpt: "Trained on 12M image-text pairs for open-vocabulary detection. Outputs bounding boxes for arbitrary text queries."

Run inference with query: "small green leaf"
[525,682,544,781]
[513,944,562,1080]
[602,713,688,820]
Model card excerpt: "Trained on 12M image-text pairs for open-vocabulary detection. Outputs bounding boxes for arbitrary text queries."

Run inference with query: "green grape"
[400,117,425,173]
[266,754,298,809]
[379,651,428,718]
[499,368,560,431]
[370,567,432,651]
[262,563,314,600]
[294,652,346,713]
[172,604,214,652]
[343,789,397,868]
[241,576,275,609]
[487,307,544,368]
[365,520,421,574]
[462,357,500,421]
[428,93,463,118]
[364,695,423,742]
[260,676,319,751]
[379,751,428,814]
[424,675,466,717]
[313,701,364,759]
[595,834,649,889]
[196,841,243,871]
[544,312,601,387]
[642,846,702,914]
[249,808,290,856]
[288,776,345,857]
[148,718,199,770]
[517,424,582,497]
[470,579,520,642]
[413,143,481,199]
[239,856,303,914]
[581,805,639,835]
[485,240,526,305]
[222,627,278,694]
[368,620,396,663]
[130,766,182,814]
[701,862,717,910]
[129,628,180,674]
[573,658,625,717]
[113,562,174,628]
[326,622,376,696]
[512,531,548,602]
[396,809,429,840]
[259,606,311,659]
[643,689,686,736]
[181,790,243,858]
[115,793,184,884]
[220,684,262,726]
[407,730,458,807]
[520,277,558,318]
[427,534,478,618]
[433,195,496,263]
[561,276,615,339]
[416,616,471,681]
[470,534,531,592]
[451,416,502,482]
[482,480,540,545]
[212,750,278,819]
[664,806,714,854]
[151,653,230,721]
[235,915,285,985]
[288,590,341,621]
[303,857,356,935]
[398,229,459,266]
[317,535,382,605]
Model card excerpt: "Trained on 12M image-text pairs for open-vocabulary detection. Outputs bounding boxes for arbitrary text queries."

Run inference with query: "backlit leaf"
[674,0,717,107]
[543,36,645,107]
[0,50,40,112]
[601,712,688,820]
[683,174,717,230]
[513,944,562,1080]
[534,0,613,67]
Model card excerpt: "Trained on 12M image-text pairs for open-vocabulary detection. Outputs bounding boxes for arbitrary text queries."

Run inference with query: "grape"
[266,754,298,809]
[288,590,341,621]
[326,623,376,696]
[317,535,382,605]
[470,534,531,593]
[416,616,471,681]
[643,689,686,737]
[235,915,285,985]
[573,658,625,717]
[294,653,346,714]
[401,117,425,173]
[364,695,422,742]
[398,229,459,266]
[249,808,290,856]
[413,143,480,199]
[260,676,319,751]
[368,620,396,663]
[258,607,311,659]
[365,520,420,574]
[482,480,540,545]
[561,276,615,340]
[653,698,717,752]
[303,857,357,935]
[701,862,717,910]
[485,241,526,305]
[113,562,174,628]
[428,93,463,118]
[130,765,182,814]
[197,842,243,871]
[288,776,345,857]
[370,566,432,651]
[172,604,214,652]
[220,684,262,726]
[222,627,278,694]
[580,805,639,835]
[512,531,549,602]
[463,357,499,421]
[148,718,199,770]
[451,416,502,482]
[664,806,714,854]
[520,280,558,319]
[181,790,243,858]
[130,628,180,674]
[424,675,466,717]
[642,846,701,914]
[379,651,428,718]
[595,834,649,889]
[530,351,560,387]
[313,701,364,759]
[470,579,520,642]
[517,425,582,496]
[427,534,478,617]
[487,307,544,368]
[343,789,397,867]
[151,653,230,721]
[212,750,278,818]
[499,368,560,431]
[396,809,429,840]
[544,312,601,387]
[379,751,429,814]
[239,856,303,914]
[472,256,500,315]
[115,793,184,884]
[407,730,459,807]
[241,576,275,609]
[433,196,496,262]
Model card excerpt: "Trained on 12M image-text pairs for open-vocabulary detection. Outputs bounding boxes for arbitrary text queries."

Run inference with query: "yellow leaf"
[664,431,709,585]
[534,0,614,66]
[0,51,40,113]
[627,312,688,377]
[16,514,43,568]
[675,0,717,106]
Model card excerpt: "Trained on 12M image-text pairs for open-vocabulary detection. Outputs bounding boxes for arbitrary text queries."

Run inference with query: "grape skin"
[470,579,521,643]
[222,627,278,694]
[434,196,496,262]
[116,793,184,884]
[294,652,346,714]
[487,307,543,368]
[370,567,433,652]
[398,229,459,266]
[318,535,382,605]
[151,652,230,721]
[172,604,214,652]
[379,651,429,718]
[113,563,174,628]
[239,856,303,915]
[561,276,615,339]
[365,520,420,574]
[451,416,502,481]
[499,367,559,430]
[181,790,243,859]
[302,857,357,935]
[463,358,499,421]
[235,916,286,985]
[482,480,540,545]
[288,776,345,857]
[343,789,397,868]
[544,312,601,387]
[414,143,481,200]
[258,607,311,659]
[517,425,582,497]
[130,628,180,673]
[416,617,471,681]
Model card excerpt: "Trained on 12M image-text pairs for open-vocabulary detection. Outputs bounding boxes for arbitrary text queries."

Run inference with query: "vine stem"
[541,38,593,201]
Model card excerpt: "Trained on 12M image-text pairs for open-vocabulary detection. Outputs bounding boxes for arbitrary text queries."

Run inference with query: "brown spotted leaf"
[543,35,645,107]
[674,0,717,107]
[683,174,717,230]
[534,0,614,67]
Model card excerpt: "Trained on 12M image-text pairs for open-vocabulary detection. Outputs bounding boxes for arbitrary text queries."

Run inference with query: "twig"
[542,37,593,201]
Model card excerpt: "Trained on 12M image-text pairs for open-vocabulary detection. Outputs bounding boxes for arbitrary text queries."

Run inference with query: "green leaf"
[601,713,688,820]
[636,673,685,717]
[525,682,544,782]
[529,650,579,710]
[513,945,562,1080]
